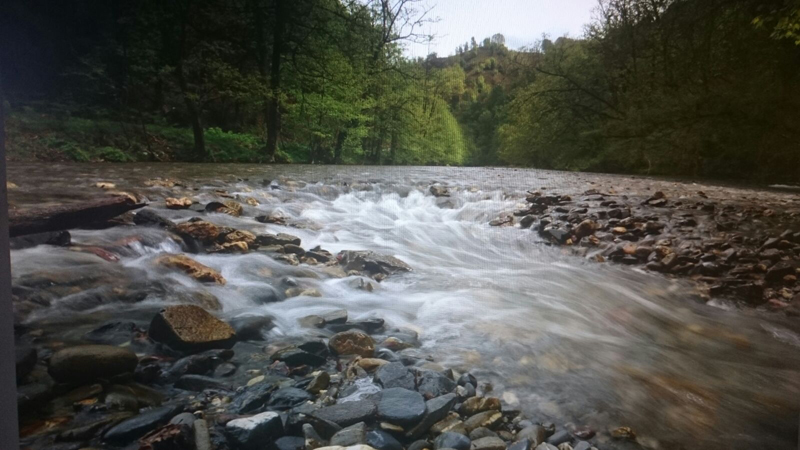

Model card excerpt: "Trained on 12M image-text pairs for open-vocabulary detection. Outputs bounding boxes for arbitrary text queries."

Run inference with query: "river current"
[8,163,800,449]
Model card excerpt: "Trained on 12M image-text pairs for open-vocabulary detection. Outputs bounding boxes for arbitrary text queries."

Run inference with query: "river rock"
[329,330,375,357]
[10,230,71,250]
[545,429,572,446]
[430,185,450,197]
[174,220,221,244]
[275,436,307,450]
[406,393,458,439]
[16,346,37,380]
[377,387,426,424]
[225,411,284,450]
[134,209,175,228]
[470,436,505,450]
[223,229,257,246]
[331,422,368,446]
[337,250,412,276]
[766,261,797,282]
[268,387,314,410]
[257,233,302,246]
[103,403,184,444]
[517,425,547,446]
[229,314,274,341]
[48,345,138,383]
[313,399,378,427]
[459,397,500,416]
[463,411,502,432]
[157,254,226,284]
[149,305,236,352]
[417,370,457,398]
[272,346,326,367]
[367,430,404,450]
[166,197,193,209]
[434,432,471,450]
[175,374,232,391]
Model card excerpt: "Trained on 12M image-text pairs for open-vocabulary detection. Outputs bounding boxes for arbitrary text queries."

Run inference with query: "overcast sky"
[403,0,598,58]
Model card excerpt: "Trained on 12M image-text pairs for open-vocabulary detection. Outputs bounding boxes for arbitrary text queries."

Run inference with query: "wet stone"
[463,411,502,432]
[434,432,471,450]
[275,436,307,450]
[507,439,531,450]
[517,425,547,447]
[268,387,314,410]
[272,346,326,367]
[331,422,368,447]
[48,345,138,384]
[546,430,571,446]
[405,393,458,439]
[367,430,404,450]
[375,362,416,390]
[417,370,457,398]
[313,399,378,427]
[175,374,232,392]
[229,314,274,341]
[468,428,497,440]
[104,404,184,444]
[149,305,236,353]
[329,330,375,357]
[225,411,284,450]
[377,387,426,425]
[470,436,506,450]
[459,397,500,416]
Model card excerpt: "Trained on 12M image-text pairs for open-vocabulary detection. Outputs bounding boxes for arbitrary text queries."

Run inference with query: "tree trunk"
[9,196,146,237]
[265,0,284,162]
[389,131,398,165]
[176,13,205,159]
[333,130,346,164]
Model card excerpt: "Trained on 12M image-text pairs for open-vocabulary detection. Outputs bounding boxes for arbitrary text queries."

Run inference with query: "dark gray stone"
[229,315,274,340]
[471,437,506,450]
[175,374,232,392]
[435,432,471,450]
[330,422,367,446]
[545,430,571,446]
[312,399,378,427]
[134,209,174,228]
[469,428,498,440]
[268,387,314,410]
[376,362,415,390]
[377,387,426,425]
[170,412,197,426]
[15,346,37,380]
[274,436,306,450]
[408,440,432,450]
[406,393,458,439]
[573,442,592,450]
[417,370,457,398]
[368,430,405,450]
[10,230,71,250]
[271,347,326,367]
[104,404,184,444]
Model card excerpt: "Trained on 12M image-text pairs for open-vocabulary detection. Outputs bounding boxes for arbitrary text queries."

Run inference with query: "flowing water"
[8,163,800,450]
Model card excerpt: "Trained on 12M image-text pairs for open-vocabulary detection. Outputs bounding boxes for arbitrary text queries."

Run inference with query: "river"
[8,163,800,450]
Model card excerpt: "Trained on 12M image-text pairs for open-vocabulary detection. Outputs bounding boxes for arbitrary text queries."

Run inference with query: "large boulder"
[48,345,138,383]
[337,251,411,276]
[149,305,236,352]
[157,254,226,285]
[329,330,375,357]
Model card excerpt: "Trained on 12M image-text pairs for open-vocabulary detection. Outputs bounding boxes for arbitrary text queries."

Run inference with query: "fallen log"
[9,196,146,237]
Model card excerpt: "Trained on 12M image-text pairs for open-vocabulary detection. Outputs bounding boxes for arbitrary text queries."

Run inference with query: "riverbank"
[8,164,800,450]
[486,179,800,314]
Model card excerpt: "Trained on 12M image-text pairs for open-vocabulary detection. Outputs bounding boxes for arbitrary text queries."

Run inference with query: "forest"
[2,0,800,181]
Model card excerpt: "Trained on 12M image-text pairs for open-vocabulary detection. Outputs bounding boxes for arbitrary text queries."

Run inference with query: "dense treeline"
[2,0,468,165]
[499,0,800,181]
[2,0,799,181]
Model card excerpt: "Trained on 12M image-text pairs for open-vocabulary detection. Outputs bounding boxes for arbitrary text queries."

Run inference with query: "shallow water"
[8,163,800,449]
